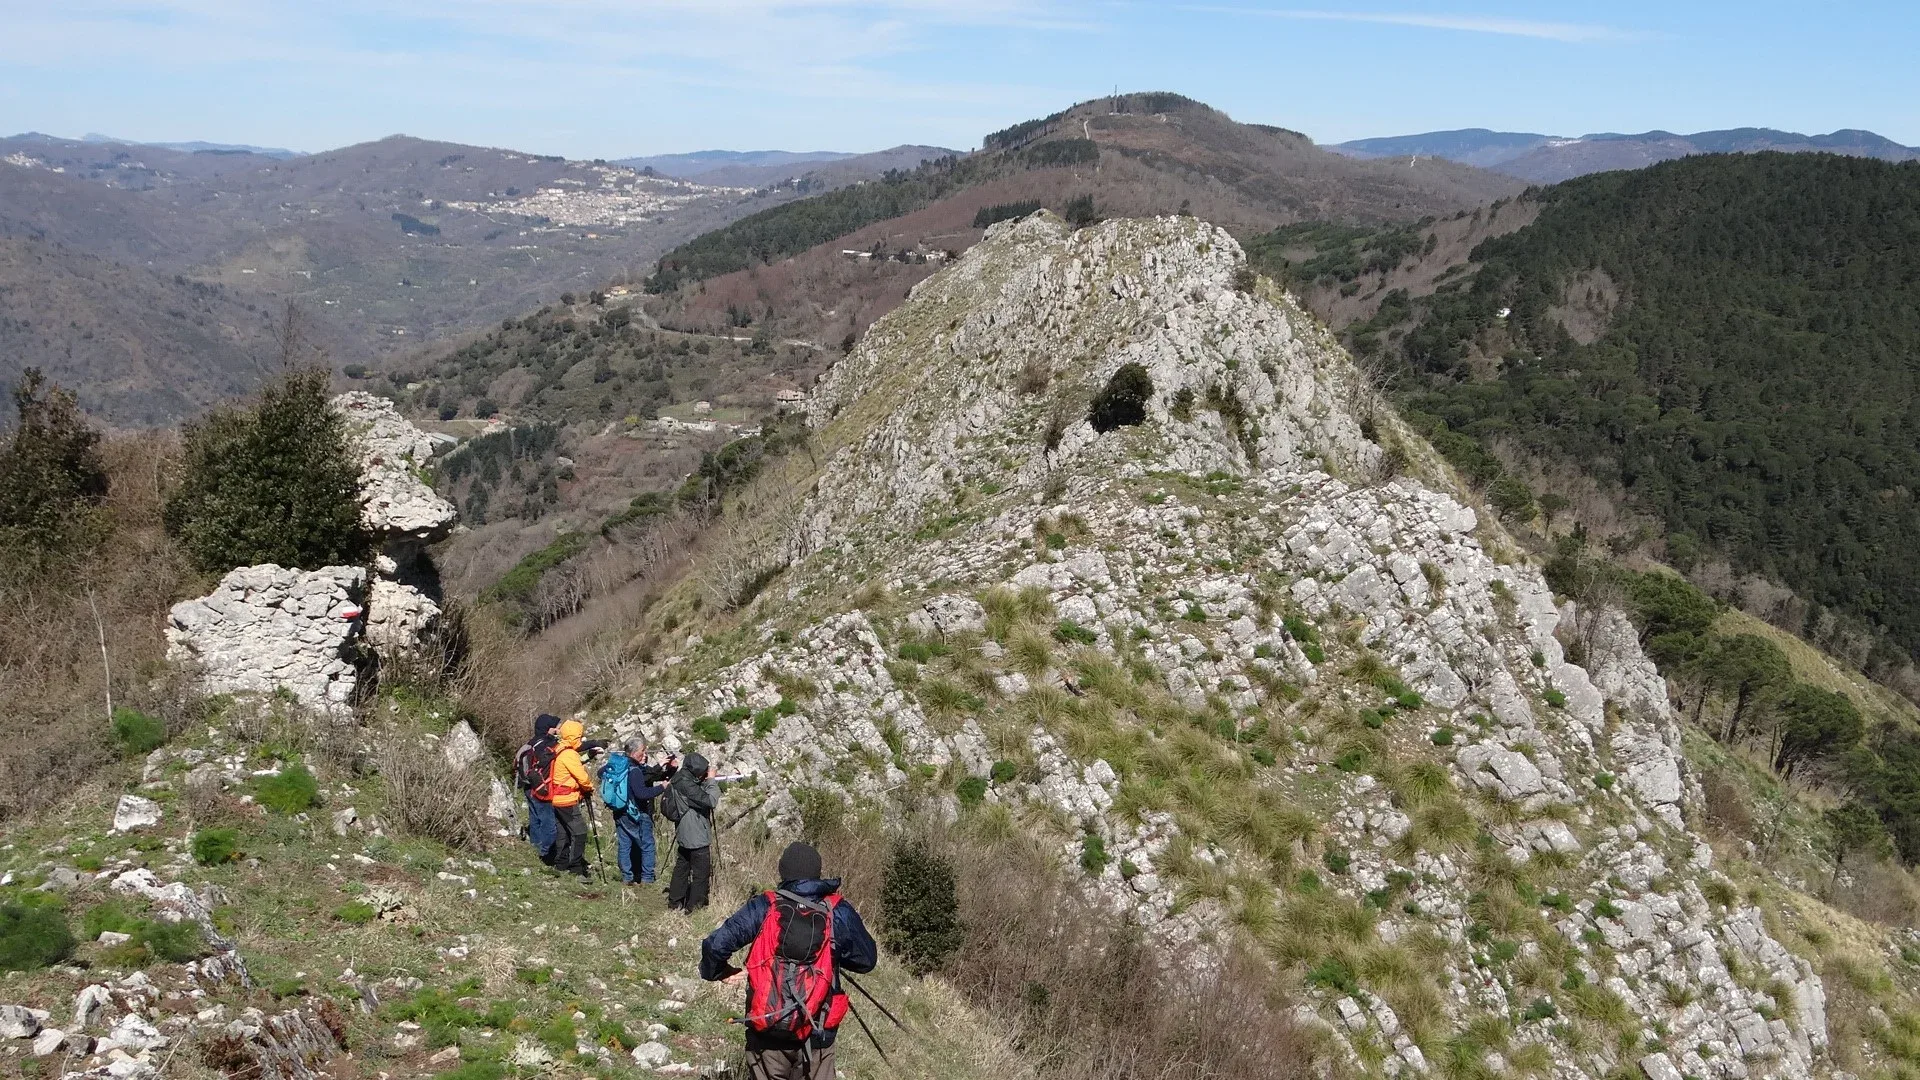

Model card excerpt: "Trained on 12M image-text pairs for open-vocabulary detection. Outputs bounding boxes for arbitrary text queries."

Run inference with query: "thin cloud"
[1186,6,1639,43]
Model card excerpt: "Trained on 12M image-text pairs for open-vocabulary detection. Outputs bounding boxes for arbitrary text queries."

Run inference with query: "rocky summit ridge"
[610,214,1832,1080]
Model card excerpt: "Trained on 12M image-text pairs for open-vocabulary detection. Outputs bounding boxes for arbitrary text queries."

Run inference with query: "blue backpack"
[598,753,631,813]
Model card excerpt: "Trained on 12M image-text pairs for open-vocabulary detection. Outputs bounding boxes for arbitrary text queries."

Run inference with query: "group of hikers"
[512,714,879,1080]
[512,713,719,910]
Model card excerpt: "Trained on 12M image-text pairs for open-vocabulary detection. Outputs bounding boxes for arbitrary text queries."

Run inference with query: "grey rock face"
[333,391,456,545]
[110,794,162,833]
[166,564,367,715]
[0,1004,41,1039]
[604,216,1828,1080]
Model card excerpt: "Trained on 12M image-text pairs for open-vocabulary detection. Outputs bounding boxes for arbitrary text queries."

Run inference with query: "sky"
[1,1,1916,158]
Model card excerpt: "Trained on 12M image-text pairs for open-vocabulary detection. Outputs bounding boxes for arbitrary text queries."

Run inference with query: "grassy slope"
[0,695,1022,1080]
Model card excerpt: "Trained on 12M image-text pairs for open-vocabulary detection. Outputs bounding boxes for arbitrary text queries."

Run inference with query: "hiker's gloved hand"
[720,966,745,985]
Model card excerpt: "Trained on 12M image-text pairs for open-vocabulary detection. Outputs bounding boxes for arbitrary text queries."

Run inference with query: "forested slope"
[1267,154,1920,679]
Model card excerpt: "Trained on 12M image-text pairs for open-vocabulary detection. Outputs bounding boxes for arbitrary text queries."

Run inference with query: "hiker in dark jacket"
[664,752,719,912]
[513,713,562,862]
[701,842,878,1080]
[606,737,676,885]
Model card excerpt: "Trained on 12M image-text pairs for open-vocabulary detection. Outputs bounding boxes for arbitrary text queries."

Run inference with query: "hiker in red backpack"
[700,842,878,1079]
[512,714,563,864]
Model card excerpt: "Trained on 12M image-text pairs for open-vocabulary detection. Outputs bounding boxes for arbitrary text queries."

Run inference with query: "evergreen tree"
[0,369,108,574]
[880,839,963,976]
[163,368,369,572]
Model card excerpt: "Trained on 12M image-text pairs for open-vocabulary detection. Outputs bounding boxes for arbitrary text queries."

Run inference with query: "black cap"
[778,842,822,883]
[535,713,562,737]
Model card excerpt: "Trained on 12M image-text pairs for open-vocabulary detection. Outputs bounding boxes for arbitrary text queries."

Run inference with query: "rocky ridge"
[608,215,1834,1080]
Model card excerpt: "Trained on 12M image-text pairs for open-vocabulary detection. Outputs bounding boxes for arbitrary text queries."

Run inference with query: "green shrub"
[254,765,319,814]
[1087,363,1154,433]
[1053,619,1098,645]
[82,900,138,939]
[1079,832,1109,875]
[880,841,963,976]
[0,904,74,971]
[163,368,370,573]
[1182,603,1206,623]
[192,828,241,866]
[990,760,1018,785]
[388,987,481,1048]
[1251,747,1276,766]
[898,642,933,663]
[954,777,988,806]
[1522,997,1557,1022]
[1593,772,1616,791]
[1322,849,1351,874]
[1544,688,1567,709]
[0,370,110,575]
[1306,957,1359,995]
[718,705,752,725]
[137,918,204,963]
[690,716,731,743]
[1283,614,1325,663]
[111,707,167,756]
[1432,727,1456,746]
[334,902,376,925]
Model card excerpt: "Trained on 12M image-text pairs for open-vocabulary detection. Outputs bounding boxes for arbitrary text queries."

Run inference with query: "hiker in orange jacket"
[548,719,596,878]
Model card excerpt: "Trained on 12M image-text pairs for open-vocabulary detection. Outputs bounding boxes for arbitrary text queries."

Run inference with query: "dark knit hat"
[534,713,562,737]
[778,842,822,883]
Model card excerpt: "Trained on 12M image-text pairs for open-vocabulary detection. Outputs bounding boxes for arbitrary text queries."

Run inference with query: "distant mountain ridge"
[78,132,304,159]
[1329,125,1920,182]
[621,145,961,188]
[615,149,855,177]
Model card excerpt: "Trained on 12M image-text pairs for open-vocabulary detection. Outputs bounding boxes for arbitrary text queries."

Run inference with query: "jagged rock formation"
[166,396,456,712]
[335,391,455,662]
[334,391,458,547]
[165,565,367,714]
[609,215,1833,1080]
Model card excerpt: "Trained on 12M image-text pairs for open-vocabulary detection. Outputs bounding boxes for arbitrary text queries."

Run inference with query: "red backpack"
[516,739,559,802]
[743,890,848,1042]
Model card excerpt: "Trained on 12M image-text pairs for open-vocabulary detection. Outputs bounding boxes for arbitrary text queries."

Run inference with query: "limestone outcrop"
[335,391,454,663]
[166,564,366,714]
[604,215,1833,1080]
[168,394,456,712]
[333,391,457,546]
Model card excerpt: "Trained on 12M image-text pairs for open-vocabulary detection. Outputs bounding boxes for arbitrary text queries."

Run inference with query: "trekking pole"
[844,999,893,1066]
[585,806,609,885]
[844,975,907,1031]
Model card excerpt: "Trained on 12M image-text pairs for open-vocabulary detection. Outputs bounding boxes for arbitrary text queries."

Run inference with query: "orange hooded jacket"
[548,720,594,808]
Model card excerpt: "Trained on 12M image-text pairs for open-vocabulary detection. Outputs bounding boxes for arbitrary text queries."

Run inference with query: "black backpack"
[661,782,686,822]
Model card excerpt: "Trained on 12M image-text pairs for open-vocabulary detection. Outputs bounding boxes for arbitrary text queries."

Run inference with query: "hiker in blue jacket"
[600,737,676,885]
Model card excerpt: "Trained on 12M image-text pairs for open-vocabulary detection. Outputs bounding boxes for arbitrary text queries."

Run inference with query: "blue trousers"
[526,793,557,861]
[614,810,655,883]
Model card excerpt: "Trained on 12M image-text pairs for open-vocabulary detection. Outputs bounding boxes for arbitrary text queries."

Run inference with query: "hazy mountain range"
[1329,126,1920,183]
